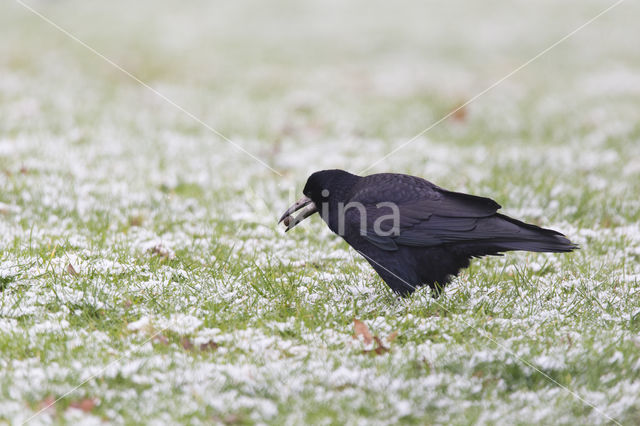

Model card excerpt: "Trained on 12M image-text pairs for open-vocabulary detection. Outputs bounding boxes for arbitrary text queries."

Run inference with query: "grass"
[1,0,640,424]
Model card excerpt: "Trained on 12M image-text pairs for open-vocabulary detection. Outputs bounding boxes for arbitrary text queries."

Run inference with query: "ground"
[1,0,640,424]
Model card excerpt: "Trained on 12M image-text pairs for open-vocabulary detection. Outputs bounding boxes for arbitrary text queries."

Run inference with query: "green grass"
[1,0,640,424]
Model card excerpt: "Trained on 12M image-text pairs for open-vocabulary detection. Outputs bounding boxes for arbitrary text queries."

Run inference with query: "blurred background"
[2,0,638,188]
[2,1,640,424]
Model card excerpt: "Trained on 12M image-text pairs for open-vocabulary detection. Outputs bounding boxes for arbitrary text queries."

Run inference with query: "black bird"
[279,169,577,296]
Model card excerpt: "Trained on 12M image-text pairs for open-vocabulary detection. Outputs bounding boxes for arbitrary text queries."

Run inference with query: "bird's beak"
[278,196,318,232]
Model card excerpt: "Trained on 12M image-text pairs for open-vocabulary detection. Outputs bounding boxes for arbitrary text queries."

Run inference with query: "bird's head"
[279,169,359,231]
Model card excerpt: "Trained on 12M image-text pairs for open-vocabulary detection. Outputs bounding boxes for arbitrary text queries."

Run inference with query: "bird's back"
[338,172,576,295]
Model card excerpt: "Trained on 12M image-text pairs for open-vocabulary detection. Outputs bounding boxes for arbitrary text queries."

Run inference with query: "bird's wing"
[345,174,502,251]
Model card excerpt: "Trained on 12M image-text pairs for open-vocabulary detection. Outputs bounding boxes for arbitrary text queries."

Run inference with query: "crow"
[279,169,577,296]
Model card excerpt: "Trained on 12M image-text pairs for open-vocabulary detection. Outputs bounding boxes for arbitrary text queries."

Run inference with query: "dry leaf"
[387,331,399,343]
[153,334,169,345]
[451,103,468,122]
[372,336,389,355]
[362,336,389,355]
[129,215,144,227]
[69,398,96,412]
[353,319,373,345]
[66,263,78,276]
[223,414,241,424]
[200,340,219,351]
[181,337,194,350]
[150,243,175,260]
[211,414,242,425]
[37,396,56,412]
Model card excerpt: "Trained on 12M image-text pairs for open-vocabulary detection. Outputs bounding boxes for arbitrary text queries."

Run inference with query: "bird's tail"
[460,213,578,255]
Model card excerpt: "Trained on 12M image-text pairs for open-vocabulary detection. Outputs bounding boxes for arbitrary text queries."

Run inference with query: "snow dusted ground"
[1,0,640,424]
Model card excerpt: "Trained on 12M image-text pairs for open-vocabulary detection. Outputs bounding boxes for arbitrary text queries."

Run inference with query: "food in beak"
[279,196,318,231]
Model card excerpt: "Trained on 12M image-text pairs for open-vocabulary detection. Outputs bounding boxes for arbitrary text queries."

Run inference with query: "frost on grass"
[1,0,640,424]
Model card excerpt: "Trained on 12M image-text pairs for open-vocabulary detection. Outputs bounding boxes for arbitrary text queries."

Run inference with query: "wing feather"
[345,174,503,250]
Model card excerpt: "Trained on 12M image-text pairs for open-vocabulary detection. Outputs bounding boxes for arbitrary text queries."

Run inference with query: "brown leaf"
[37,396,56,412]
[223,414,241,424]
[387,331,399,343]
[153,334,169,345]
[128,215,144,227]
[181,337,194,350]
[362,336,390,356]
[149,243,175,260]
[66,263,78,276]
[200,340,219,351]
[353,319,373,345]
[372,336,389,355]
[69,398,96,412]
[451,103,468,122]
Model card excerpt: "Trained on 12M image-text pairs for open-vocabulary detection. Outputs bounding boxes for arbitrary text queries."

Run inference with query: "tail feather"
[456,213,578,256]
[493,213,578,252]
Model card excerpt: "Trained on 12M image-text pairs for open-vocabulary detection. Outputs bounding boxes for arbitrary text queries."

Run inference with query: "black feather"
[292,169,578,296]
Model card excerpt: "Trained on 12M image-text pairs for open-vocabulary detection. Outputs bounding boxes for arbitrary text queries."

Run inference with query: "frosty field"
[1,0,640,424]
